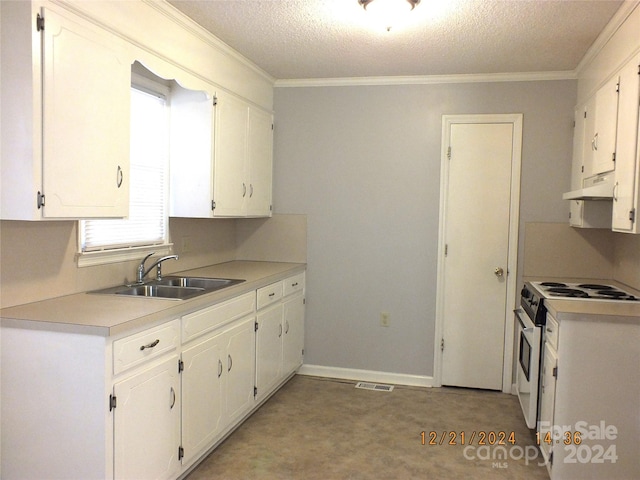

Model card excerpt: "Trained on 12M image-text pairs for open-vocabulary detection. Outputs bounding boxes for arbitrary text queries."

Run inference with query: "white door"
[438,116,521,391]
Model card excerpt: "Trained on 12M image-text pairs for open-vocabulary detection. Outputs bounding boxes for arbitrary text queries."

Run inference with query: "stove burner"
[547,287,590,298]
[540,282,567,288]
[577,284,615,290]
[596,290,627,298]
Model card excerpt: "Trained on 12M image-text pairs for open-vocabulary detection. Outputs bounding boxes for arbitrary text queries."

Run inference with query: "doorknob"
[494,267,504,277]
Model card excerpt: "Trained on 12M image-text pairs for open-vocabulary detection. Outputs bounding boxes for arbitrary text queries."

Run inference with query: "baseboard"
[297,364,434,388]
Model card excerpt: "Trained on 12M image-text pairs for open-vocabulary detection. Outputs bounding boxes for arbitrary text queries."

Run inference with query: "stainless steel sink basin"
[89,276,245,300]
[115,284,203,299]
[156,276,242,290]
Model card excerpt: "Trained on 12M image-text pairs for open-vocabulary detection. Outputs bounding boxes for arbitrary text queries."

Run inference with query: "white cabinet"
[540,309,640,479]
[255,274,305,399]
[180,292,256,465]
[537,315,558,471]
[568,106,612,228]
[612,53,640,233]
[0,269,305,479]
[585,76,619,178]
[113,355,181,480]
[112,319,181,480]
[0,2,131,220]
[170,87,273,218]
[181,316,255,465]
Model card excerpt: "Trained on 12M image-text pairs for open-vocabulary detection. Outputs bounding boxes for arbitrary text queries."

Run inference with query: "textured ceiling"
[167,0,624,80]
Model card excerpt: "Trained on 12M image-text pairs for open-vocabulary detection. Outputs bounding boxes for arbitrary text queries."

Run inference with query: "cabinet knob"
[494,267,504,277]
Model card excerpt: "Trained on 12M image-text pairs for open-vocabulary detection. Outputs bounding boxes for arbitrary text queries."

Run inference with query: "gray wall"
[273,80,577,377]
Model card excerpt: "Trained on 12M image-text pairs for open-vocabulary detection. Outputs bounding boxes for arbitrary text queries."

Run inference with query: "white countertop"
[0,261,306,337]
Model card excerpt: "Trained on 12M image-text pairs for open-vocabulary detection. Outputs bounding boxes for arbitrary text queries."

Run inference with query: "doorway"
[434,114,522,392]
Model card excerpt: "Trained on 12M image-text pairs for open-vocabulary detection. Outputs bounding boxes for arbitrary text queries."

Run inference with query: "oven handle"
[514,307,535,332]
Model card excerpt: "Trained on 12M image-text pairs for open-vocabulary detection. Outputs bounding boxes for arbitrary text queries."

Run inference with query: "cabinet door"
[42,7,131,218]
[181,335,225,465]
[114,355,181,480]
[588,76,619,177]
[213,92,249,217]
[538,342,558,465]
[612,54,640,233]
[224,317,256,423]
[169,85,215,218]
[247,107,273,217]
[283,294,305,376]
[255,304,284,397]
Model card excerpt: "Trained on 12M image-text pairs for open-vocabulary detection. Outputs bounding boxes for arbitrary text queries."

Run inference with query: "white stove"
[531,281,639,301]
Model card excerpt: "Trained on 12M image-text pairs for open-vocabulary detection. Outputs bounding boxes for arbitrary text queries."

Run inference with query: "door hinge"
[212,95,218,106]
[272,123,274,131]
[302,348,305,356]
[178,359,184,373]
[254,386,258,397]
[630,208,636,223]
[444,244,448,256]
[440,338,445,351]
[254,321,259,332]
[37,191,45,209]
[552,366,558,378]
[36,14,45,31]
[612,152,616,163]
[549,451,554,466]
[447,146,452,160]
[109,394,117,411]
[178,446,184,461]
[581,165,584,173]
[616,81,620,93]
[211,200,216,211]
[303,297,306,305]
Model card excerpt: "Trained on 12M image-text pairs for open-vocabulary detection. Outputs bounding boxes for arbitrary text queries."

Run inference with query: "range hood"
[562,172,614,200]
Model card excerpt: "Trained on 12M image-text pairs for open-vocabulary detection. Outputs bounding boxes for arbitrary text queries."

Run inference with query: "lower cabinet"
[0,269,305,480]
[114,355,182,480]
[255,273,305,400]
[181,316,255,465]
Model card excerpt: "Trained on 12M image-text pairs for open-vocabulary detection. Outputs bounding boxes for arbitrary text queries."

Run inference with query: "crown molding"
[575,0,640,76]
[275,71,576,88]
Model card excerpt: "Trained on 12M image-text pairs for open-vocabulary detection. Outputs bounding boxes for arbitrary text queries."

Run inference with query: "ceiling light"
[359,0,421,31]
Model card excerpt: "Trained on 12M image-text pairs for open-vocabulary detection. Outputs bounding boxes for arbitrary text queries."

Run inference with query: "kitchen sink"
[156,276,242,290]
[89,277,245,300]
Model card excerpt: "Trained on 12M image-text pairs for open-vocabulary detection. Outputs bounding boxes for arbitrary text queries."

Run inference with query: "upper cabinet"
[170,87,274,218]
[586,75,620,178]
[612,53,640,233]
[1,3,132,220]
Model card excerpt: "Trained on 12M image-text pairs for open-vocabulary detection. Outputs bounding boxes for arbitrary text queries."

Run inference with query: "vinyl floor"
[186,375,550,480]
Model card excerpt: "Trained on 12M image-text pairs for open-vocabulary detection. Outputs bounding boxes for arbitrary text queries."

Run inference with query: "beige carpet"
[186,375,550,479]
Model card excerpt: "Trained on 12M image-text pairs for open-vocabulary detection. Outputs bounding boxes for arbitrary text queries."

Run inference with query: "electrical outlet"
[181,236,192,253]
[380,311,390,327]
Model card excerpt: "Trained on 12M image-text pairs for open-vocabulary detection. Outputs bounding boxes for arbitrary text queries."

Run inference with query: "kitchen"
[1,0,640,479]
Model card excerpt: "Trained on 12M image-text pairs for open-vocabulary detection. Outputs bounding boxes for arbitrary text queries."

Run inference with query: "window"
[78,76,171,266]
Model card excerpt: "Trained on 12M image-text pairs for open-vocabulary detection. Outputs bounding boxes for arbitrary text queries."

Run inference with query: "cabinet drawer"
[257,282,283,310]
[283,272,305,297]
[545,314,559,350]
[113,320,180,375]
[182,291,256,344]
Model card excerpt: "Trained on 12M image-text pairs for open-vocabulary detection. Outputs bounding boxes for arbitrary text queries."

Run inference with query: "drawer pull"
[228,354,233,372]
[285,320,290,334]
[170,387,176,409]
[218,359,223,378]
[140,339,160,351]
[269,292,275,297]
[278,324,283,338]
[292,282,298,287]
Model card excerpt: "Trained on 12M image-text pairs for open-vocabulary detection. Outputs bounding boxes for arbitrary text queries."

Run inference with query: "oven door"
[515,308,541,429]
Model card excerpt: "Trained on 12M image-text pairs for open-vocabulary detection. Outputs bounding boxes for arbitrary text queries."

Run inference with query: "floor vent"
[355,382,394,392]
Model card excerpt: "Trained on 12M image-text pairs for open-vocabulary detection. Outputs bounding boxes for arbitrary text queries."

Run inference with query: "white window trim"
[77,73,172,268]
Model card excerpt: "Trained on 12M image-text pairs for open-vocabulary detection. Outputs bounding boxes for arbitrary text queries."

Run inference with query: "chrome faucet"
[136,252,179,283]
